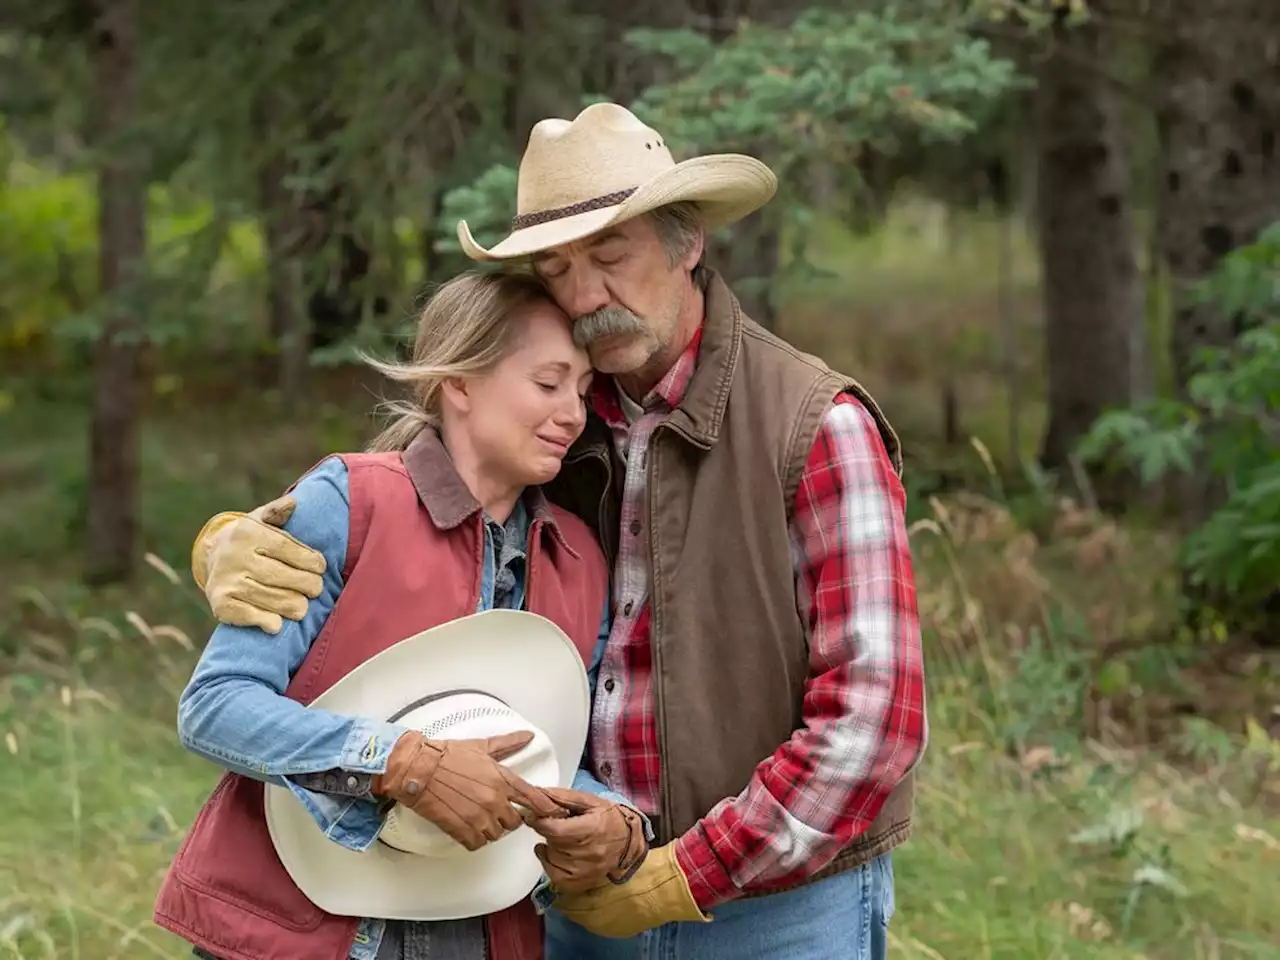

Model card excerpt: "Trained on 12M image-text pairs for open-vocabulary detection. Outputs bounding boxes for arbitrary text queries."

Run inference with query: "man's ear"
[681,228,705,273]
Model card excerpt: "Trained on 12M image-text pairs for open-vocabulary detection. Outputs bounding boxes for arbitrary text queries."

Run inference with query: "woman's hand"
[372,730,569,850]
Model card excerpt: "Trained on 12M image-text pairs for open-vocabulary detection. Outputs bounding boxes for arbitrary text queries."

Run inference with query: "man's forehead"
[533,219,650,263]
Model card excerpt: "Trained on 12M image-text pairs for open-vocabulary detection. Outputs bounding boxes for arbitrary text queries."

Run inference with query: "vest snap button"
[604,678,616,693]
[623,601,633,616]
[630,520,642,536]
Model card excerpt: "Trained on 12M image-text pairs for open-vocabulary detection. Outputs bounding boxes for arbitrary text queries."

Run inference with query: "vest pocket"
[174,773,327,932]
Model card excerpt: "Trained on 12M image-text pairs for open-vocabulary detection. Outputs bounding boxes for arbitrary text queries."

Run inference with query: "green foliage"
[629,6,1023,286]
[433,164,520,261]
[1079,224,1280,613]
[3,0,606,364]
[442,6,1025,271]
[626,8,1022,160]
[988,613,1092,753]
[0,157,95,351]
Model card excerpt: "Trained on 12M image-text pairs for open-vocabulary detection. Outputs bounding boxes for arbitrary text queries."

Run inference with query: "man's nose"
[562,269,610,319]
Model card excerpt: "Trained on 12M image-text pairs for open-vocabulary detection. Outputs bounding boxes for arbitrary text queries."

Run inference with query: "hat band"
[388,688,506,722]
[511,187,637,231]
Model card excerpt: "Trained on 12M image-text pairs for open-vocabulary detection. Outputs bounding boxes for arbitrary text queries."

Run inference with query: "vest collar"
[659,268,742,450]
[401,427,572,552]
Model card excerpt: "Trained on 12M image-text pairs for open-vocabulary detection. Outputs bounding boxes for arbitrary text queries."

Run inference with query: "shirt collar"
[589,324,705,428]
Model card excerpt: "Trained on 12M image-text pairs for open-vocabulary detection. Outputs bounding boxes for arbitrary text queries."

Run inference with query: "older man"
[190,103,926,959]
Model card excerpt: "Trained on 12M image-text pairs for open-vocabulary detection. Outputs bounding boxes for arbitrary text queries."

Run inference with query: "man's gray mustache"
[573,306,645,349]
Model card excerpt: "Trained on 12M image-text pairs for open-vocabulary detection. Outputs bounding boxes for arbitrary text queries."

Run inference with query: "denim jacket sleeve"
[176,456,409,852]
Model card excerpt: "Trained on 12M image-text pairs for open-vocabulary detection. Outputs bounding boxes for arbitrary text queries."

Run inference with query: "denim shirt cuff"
[279,718,409,853]
[339,717,411,772]
[282,780,387,852]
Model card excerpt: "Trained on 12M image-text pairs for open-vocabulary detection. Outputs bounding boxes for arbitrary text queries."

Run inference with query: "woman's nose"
[555,392,587,432]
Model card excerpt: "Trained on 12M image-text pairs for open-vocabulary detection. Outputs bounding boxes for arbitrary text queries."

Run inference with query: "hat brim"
[458,153,778,262]
[263,609,590,921]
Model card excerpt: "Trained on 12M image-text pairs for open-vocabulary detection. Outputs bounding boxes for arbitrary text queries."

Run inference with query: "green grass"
[2,596,1277,958]
[2,206,1277,958]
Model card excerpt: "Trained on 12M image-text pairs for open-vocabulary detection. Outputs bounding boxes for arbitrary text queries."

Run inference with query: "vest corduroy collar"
[401,427,573,554]
[654,268,742,450]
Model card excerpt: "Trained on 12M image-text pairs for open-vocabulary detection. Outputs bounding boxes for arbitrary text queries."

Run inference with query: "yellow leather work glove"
[190,495,327,634]
[550,842,710,939]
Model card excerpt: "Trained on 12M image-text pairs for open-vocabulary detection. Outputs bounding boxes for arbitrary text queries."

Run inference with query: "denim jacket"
[176,457,636,960]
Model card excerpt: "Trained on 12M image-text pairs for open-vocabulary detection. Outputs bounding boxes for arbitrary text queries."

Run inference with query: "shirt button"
[600,762,613,778]
[630,520,642,536]
[623,601,633,616]
[604,678,616,692]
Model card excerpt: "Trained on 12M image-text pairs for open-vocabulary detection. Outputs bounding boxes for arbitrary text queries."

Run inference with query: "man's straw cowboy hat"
[263,609,590,921]
[457,102,778,261]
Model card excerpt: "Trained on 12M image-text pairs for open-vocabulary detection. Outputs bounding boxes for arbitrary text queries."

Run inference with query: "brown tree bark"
[1152,0,1280,526]
[1035,16,1147,499]
[254,90,309,403]
[84,0,146,584]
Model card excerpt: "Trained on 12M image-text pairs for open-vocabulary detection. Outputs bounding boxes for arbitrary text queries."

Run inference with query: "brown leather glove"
[371,730,569,852]
[525,787,650,893]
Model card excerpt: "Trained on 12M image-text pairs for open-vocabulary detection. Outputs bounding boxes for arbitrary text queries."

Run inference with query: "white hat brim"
[459,154,778,261]
[263,609,590,921]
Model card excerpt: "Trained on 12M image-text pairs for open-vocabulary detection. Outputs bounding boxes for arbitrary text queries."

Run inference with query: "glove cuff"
[375,733,442,801]
[608,806,650,884]
[653,843,712,924]
[189,511,247,590]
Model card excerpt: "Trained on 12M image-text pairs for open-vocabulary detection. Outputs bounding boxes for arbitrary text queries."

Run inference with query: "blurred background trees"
[1,3,1278,952]
[2,0,1276,643]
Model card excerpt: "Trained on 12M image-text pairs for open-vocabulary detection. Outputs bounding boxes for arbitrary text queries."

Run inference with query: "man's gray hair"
[648,201,710,288]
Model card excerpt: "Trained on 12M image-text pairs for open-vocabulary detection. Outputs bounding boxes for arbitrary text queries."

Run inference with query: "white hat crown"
[378,692,559,857]
[516,103,676,219]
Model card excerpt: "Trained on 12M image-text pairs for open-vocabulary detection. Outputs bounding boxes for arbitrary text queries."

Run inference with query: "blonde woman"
[154,272,648,960]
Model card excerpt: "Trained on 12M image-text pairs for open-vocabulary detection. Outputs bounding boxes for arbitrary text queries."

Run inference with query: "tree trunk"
[1035,16,1146,503]
[84,0,145,584]
[706,207,779,328]
[503,0,535,147]
[1153,0,1280,526]
[254,91,309,403]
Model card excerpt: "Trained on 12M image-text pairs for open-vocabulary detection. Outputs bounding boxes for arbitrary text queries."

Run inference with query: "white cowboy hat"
[458,101,778,261]
[263,609,590,921]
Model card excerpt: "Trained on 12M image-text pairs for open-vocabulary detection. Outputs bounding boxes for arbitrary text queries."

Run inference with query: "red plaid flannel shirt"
[585,326,927,910]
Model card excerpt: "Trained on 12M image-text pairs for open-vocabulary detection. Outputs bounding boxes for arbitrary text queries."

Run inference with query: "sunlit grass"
[2,498,1277,958]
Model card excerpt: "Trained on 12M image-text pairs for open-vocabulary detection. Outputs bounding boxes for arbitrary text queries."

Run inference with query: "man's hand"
[191,495,326,634]
[372,730,570,852]
[550,842,710,938]
[525,787,649,893]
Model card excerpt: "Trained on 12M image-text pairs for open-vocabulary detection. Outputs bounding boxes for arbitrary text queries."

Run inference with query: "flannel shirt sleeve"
[672,393,928,909]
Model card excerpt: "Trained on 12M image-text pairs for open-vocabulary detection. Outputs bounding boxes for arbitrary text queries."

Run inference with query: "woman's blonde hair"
[364,270,554,453]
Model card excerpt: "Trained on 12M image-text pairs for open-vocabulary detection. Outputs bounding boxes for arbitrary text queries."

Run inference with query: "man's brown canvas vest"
[544,270,917,898]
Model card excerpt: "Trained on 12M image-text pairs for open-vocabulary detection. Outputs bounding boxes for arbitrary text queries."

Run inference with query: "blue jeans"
[544,853,895,960]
